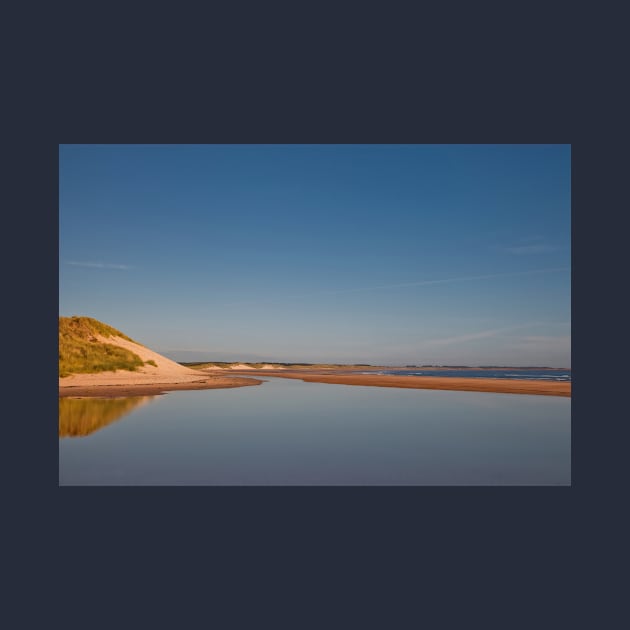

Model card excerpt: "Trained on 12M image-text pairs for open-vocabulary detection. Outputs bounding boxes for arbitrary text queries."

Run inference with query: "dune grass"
[59,316,149,378]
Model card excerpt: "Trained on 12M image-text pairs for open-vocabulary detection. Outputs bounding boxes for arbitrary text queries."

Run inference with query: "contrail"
[66,261,132,270]
[311,266,570,295]
[223,267,570,307]
[424,320,570,347]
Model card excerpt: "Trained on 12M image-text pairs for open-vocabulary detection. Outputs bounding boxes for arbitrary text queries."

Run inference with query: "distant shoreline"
[183,363,570,372]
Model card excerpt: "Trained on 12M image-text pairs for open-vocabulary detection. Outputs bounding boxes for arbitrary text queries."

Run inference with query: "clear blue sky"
[59,144,571,367]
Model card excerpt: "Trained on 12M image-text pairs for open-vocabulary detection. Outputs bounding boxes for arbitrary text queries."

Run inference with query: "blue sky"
[59,144,571,366]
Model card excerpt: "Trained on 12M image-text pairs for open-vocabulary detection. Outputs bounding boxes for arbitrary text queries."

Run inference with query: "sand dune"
[59,334,262,394]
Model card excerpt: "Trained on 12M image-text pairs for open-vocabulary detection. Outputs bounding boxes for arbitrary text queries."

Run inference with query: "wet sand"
[59,376,263,398]
[225,370,571,397]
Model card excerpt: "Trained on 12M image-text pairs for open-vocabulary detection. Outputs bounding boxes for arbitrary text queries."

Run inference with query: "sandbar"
[223,369,571,397]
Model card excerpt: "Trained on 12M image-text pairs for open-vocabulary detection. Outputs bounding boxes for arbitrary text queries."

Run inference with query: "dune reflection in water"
[59,396,156,438]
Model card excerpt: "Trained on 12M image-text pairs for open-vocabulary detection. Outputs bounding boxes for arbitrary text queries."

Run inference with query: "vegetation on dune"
[59,316,138,343]
[59,316,148,377]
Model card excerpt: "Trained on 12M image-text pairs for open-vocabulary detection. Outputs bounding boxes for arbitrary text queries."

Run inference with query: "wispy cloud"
[423,321,570,347]
[514,335,571,347]
[424,327,513,346]
[502,236,559,255]
[503,244,557,255]
[222,267,570,307]
[66,261,132,270]
[320,267,569,294]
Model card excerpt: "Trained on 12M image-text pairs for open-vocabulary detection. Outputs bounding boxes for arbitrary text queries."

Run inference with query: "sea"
[360,368,571,381]
[59,376,571,486]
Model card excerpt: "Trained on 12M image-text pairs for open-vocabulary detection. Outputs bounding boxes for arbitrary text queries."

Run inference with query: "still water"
[59,377,571,485]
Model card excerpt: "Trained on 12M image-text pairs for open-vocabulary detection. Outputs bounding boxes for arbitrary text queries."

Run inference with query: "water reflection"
[59,396,156,438]
[59,378,570,485]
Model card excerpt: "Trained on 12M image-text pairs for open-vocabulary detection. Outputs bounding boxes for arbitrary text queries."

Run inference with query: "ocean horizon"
[361,368,571,382]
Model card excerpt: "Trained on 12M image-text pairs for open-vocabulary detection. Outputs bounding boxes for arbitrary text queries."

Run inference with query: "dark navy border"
[9,10,617,625]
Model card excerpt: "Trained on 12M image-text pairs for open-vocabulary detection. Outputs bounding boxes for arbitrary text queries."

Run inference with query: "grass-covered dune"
[59,316,265,394]
[59,316,153,377]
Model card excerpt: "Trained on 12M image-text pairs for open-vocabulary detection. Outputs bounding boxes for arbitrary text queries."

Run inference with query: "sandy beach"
[221,369,571,397]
